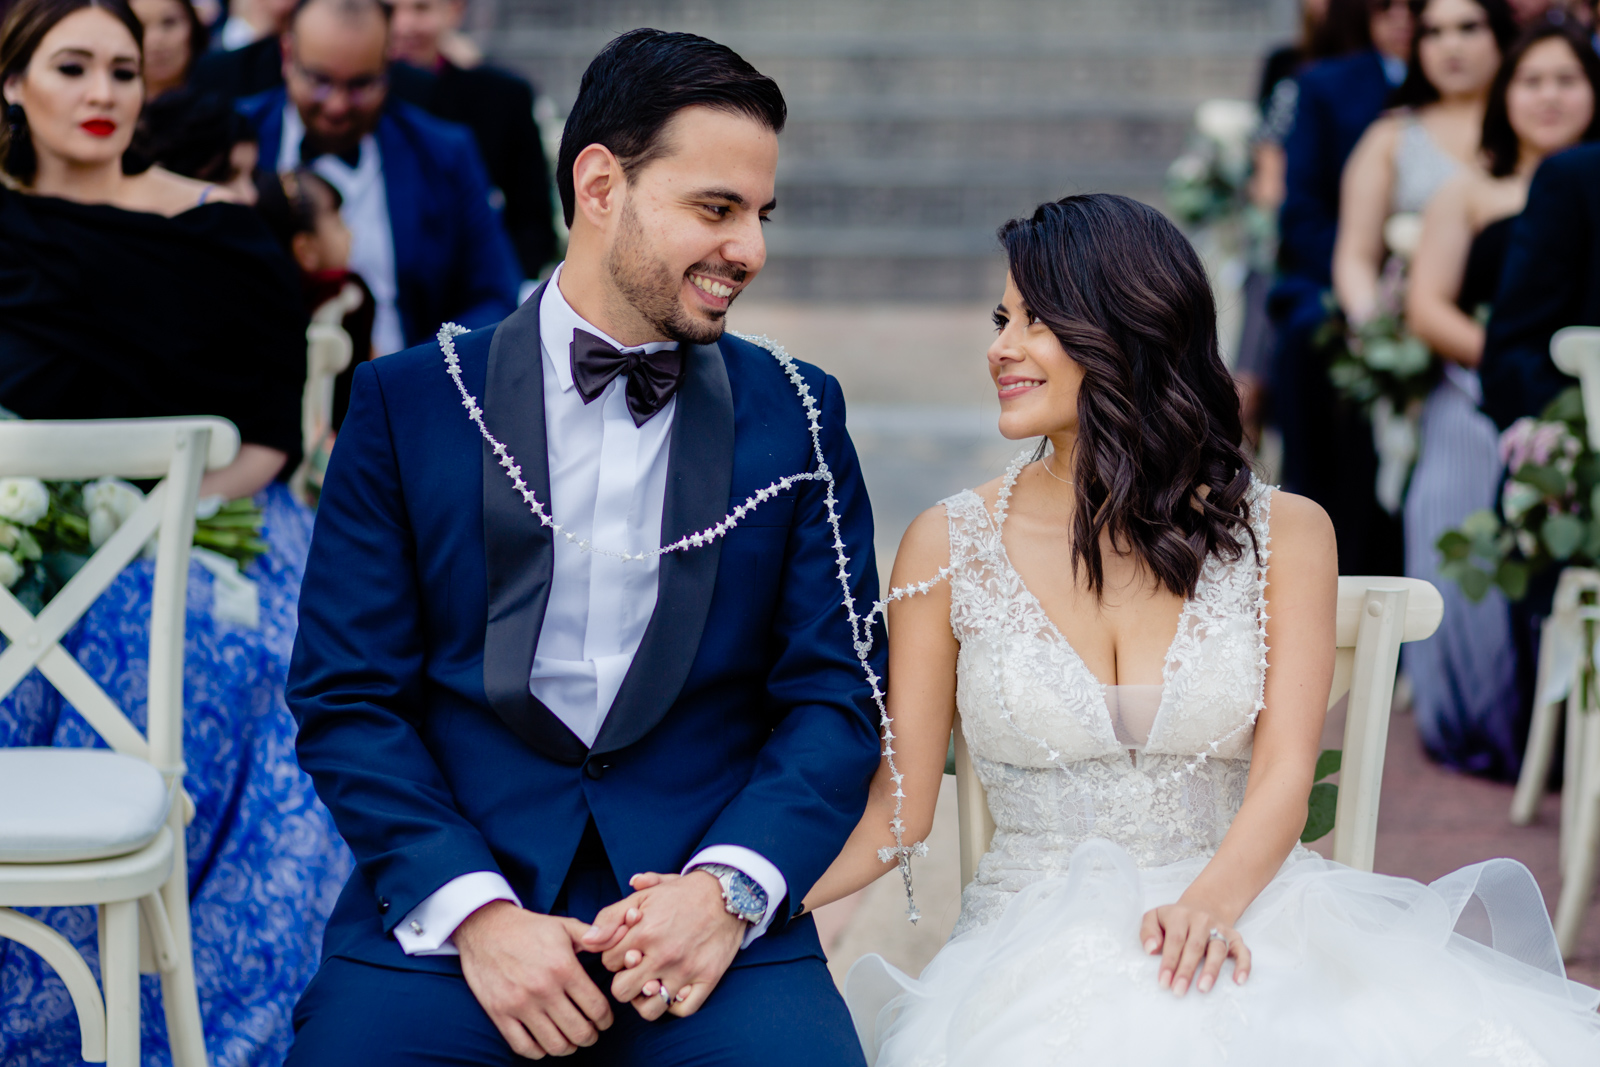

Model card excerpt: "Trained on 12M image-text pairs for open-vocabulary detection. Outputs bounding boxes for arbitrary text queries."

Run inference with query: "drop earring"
[3,102,22,130]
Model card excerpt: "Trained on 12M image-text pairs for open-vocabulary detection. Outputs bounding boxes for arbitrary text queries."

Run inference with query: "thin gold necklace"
[1042,453,1074,486]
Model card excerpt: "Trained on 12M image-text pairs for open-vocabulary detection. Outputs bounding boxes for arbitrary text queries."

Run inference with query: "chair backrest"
[302,286,361,462]
[1552,327,1600,450]
[0,418,239,787]
[952,575,1443,888]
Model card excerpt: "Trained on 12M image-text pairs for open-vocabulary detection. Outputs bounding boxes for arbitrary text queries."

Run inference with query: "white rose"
[89,506,121,550]
[84,478,144,523]
[0,552,20,589]
[0,477,49,526]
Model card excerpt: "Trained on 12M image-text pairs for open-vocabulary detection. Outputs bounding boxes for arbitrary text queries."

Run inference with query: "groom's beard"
[604,200,746,346]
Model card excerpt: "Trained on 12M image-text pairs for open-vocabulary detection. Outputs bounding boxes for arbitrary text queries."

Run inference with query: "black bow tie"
[569,329,685,427]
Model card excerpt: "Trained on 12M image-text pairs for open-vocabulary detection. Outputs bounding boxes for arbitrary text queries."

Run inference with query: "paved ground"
[727,299,1600,995]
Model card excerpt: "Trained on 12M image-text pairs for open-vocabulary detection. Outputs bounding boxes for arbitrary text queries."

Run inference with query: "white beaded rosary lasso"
[441,323,939,918]
[439,323,1263,921]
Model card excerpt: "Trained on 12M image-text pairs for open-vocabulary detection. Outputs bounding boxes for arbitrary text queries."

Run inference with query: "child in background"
[254,167,375,432]
[253,167,375,501]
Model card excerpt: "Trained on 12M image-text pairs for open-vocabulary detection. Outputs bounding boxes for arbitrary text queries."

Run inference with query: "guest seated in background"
[256,165,375,430]
[186,0,293,97]
[127,0,262,198]
[239,0,519,356]
[0,0,351,1061]
[1333,0,1516,324]
[1271,0,1414,574]
[387,0,557,282]
[1403,19,1600,779]
[129,0,202,97]
[128,85,262,200]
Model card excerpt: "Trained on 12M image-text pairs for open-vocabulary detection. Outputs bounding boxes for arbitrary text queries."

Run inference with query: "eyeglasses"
[289,58,387,104]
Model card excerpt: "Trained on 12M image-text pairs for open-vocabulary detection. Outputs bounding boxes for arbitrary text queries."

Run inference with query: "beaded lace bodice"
[948,476,1273,935]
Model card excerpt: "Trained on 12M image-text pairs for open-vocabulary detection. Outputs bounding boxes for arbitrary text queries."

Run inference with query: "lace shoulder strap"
[939,489,1004,640]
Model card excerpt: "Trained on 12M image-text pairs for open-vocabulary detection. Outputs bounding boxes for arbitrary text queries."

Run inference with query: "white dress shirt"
[395,268,785,956]
[279,105,407,356]
[217,14,260,50]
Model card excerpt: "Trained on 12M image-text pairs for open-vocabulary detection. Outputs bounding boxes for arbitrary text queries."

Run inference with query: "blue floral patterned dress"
[0,483,352,1067]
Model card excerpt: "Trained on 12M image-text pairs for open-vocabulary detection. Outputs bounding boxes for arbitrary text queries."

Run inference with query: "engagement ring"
[658,985,673,1007]
[1208,928,1226,943]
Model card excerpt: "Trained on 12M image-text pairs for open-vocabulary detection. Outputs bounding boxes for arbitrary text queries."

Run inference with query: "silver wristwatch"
[692,863,767,926]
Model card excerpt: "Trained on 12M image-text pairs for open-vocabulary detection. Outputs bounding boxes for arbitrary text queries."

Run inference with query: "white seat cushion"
[0,749,171,863]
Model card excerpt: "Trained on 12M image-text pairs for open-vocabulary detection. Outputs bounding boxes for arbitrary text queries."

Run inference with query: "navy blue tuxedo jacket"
[1481,144,1600,428]
[1278,49,1395,289]
[240,89,521,348]
[287,290,886,973]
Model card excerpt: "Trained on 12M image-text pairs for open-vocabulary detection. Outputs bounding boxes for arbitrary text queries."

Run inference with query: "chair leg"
[157,828,208,1067]
[0,907,108,1061]
[1563,696,1594,870]
[1554,711,1600,959]
[99,900,141,1067]
[1512,669,1563,825]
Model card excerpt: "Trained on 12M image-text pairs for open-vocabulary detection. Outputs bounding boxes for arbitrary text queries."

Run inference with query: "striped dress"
[1403,170,1522,779]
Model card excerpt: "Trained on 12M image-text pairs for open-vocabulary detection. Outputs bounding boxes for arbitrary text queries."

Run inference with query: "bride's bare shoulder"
[1262,489,1336,575]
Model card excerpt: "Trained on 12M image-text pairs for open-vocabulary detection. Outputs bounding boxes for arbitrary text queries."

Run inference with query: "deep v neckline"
[976,478,1201,752]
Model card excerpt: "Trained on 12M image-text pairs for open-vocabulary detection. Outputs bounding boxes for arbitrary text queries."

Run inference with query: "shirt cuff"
[683,845,787,949]
[393,871,521,956]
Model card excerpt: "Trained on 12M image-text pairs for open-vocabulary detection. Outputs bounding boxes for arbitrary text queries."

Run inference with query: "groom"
[284,28,883,1067]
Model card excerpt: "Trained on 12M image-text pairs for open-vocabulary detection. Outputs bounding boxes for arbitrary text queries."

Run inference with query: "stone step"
[483,0,1296,299]
[497,0,1285,34]
[497,32,1269,106]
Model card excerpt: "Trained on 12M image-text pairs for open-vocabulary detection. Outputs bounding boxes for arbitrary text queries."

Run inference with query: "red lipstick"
[80,119,116,137]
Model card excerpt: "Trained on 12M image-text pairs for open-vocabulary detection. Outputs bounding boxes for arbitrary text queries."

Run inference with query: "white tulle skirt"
[845,841,1600,1065]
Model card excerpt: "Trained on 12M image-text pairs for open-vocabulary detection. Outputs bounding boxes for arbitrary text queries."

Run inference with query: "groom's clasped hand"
[582,871,746,1019]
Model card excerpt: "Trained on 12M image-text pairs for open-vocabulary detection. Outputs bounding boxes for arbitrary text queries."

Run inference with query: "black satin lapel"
[592,342,734,755]
[481,285,588,763]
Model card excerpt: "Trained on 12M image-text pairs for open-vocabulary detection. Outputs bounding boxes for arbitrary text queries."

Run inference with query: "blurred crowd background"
[4,0,1600,1062]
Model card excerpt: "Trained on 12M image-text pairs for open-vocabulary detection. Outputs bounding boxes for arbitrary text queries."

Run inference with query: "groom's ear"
[569,143,625,234]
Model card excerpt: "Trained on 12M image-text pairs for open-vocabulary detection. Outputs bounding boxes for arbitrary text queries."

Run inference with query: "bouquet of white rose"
[0,476,266,614]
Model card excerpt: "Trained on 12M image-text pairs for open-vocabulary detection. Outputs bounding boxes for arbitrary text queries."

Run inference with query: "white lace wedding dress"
[844,475,1600,1066]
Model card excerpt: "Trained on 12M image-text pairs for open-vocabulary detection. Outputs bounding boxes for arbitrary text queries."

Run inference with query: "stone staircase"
[478,0,1297,300]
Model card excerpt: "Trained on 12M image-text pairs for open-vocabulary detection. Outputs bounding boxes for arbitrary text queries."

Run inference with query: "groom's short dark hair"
[556,28,787,227]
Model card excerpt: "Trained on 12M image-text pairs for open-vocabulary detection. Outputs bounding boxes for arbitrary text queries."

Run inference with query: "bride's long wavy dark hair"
[999,194,1255,600]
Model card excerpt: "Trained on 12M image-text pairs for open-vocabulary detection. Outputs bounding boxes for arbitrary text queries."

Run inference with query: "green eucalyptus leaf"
[1313,749,1342,782]
[1441,560,1493,601]
[1515,464,1569,497]
[1437,529,1472,560]
[1495,559,1532,602]
[1542,386,1585,425]
[12,528,41,562]
[1302,781,1338,843]
[1543,513,1586,560]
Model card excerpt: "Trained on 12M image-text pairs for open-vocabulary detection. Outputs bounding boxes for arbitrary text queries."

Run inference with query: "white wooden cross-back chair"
[952,576,1444,888]
[1509,325,1600,958]
[0,417,238,1067]
[292,287,361,504]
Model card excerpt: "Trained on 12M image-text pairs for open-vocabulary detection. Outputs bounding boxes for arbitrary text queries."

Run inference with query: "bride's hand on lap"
[581,871,668,953]
[589,871,743,1020]
[1141,902,1251,996]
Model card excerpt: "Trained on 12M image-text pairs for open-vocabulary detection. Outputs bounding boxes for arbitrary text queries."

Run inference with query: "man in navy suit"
[284,28,883,1066]
[1481,143,1600,429]
[1270,0,1412,574]
[239,0,520,356]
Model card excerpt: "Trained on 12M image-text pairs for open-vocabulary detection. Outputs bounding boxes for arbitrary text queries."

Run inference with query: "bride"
[803,194,1600,1064]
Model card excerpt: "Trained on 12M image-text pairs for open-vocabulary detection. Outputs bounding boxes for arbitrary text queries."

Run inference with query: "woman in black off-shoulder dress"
[0,0,350,1062]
